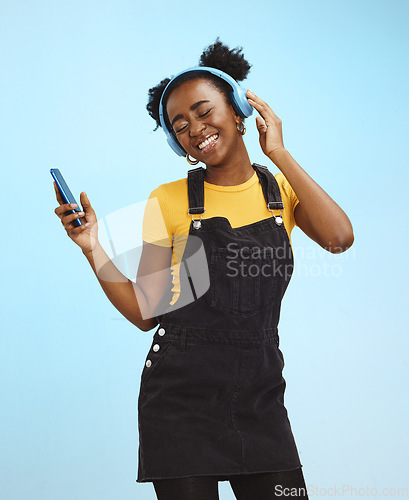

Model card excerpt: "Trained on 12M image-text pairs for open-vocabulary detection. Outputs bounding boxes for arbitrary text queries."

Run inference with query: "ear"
[228,104,241,124]
[225,102,241,123]
[233,112,243,128]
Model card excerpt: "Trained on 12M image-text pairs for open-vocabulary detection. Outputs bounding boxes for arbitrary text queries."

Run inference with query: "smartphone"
[50,168,83,227]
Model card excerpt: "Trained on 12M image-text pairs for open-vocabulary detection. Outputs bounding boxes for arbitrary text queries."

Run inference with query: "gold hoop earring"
[186,154,199,165]
[237,121,246,135]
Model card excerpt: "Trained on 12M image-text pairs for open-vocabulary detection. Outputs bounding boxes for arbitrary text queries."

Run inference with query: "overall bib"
[137,163,303,483]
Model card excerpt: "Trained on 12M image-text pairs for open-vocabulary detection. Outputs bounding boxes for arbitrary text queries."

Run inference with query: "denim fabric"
[137,164,303,483]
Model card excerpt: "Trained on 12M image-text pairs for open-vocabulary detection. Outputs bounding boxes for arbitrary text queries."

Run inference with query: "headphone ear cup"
[167,134,186,157]
[230,86,253,118]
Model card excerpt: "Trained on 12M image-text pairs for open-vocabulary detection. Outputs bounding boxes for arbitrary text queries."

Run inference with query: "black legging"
[153,467,308,500]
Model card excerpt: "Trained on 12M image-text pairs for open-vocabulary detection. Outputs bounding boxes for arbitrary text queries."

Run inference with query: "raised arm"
[269,149,353,253]
[246,89,354,253]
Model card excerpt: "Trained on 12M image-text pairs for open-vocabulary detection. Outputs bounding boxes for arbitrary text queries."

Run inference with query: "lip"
[195,133,219,153]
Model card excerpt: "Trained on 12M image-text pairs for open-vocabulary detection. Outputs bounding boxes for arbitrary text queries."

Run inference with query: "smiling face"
[165,78,245,167]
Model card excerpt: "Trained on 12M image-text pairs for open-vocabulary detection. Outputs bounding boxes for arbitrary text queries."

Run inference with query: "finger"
[256,116,267,133]
[55,202,79,218]
[247,90,280,120]
[246,89,266,102]
[246,90,270,109]
[247,96,272,119]
[249,101,277,129]
[80,191,90,204]
[68,222,90,237]
[64,216,89,234]
[80,192,95,216]
[61,209,85,228]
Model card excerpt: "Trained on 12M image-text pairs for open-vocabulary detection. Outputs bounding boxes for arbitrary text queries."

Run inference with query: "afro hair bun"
[198,37,251,82]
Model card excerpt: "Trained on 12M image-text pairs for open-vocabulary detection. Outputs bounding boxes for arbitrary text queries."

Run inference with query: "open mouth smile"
[196,133,219,152]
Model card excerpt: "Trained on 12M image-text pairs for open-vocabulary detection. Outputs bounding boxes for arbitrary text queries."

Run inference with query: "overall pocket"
[208,246,279,317]
[141,339,176,385]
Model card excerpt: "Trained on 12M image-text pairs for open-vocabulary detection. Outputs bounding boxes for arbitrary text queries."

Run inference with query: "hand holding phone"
[51,168,98,253]
[51,168,83,226]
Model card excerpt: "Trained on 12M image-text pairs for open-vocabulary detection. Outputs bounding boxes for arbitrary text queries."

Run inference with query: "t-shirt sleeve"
[142,185,173,247]
[276,172,300,229]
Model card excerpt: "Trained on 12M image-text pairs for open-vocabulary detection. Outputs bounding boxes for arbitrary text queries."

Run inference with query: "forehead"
[166,79,225,117]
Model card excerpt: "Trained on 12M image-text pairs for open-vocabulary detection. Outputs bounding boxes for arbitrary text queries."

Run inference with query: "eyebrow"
[170,100,211,127]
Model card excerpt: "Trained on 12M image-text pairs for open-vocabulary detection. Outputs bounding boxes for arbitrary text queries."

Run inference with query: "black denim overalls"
[137,163,303,483]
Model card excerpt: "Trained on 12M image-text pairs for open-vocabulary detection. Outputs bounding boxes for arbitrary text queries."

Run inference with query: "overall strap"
[187,166,205,216]
[252,163,284,210]
[186,163,284,219]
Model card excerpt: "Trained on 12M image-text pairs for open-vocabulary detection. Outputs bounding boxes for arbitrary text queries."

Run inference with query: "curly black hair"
[146,37,252,132]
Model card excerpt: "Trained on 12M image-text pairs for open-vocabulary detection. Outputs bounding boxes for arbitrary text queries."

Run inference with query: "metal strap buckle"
[187,207,206,215]
[267,201,284,210]
[267,203,284,226]
[187,208,205,229]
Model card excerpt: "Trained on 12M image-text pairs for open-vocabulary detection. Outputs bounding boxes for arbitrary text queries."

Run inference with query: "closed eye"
[175,124,187,133]
[174,109,212,134]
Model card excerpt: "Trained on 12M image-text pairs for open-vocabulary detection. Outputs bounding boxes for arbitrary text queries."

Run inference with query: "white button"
[158,328,166,336]
[153,344,160,352]
[146,360,152,368]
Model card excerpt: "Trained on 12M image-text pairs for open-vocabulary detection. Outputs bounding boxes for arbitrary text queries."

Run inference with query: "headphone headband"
[158,66,253,157]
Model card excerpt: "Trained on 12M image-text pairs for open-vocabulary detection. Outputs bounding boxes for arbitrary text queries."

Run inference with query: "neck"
[203,143,254,186]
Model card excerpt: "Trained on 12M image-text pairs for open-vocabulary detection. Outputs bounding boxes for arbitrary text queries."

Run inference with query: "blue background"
[1,0,408,498]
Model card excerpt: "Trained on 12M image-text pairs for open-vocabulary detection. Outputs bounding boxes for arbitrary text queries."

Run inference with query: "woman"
[53,39,354,500]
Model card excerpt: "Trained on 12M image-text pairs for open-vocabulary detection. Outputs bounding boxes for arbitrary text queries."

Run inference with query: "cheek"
[175,134,192,154]
[177,134,190,148]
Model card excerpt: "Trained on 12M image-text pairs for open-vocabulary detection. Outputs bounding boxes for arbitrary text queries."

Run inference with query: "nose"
[189,118,206,137]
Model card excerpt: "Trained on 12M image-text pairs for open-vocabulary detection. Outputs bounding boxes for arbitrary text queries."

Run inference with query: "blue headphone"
[158,66,253,157]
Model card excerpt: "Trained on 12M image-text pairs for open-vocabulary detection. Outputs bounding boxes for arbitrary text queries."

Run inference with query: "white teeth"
[198,134,218,150]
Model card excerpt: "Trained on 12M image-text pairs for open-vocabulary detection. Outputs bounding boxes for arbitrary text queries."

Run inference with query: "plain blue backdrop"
[1,0,408,498]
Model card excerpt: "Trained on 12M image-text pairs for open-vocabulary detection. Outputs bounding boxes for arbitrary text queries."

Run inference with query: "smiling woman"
[136,37,348,500]
[53,37,353,500]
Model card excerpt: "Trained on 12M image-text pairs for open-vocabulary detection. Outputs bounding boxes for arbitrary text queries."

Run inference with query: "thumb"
[256,117,267,134]
[80,191,93,212]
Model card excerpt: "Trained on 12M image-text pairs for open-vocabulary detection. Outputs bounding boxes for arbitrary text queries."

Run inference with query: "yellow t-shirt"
[142,170,299,306]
